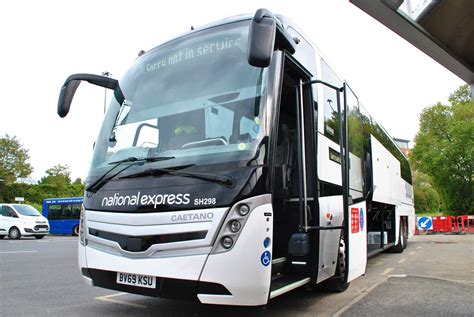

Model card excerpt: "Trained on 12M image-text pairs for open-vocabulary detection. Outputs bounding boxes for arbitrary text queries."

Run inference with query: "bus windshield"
[89,20,268,182]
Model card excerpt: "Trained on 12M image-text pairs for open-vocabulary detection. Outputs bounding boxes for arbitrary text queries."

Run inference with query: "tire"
[321,238,350,292]
[392,219,407,253]
[73,225,80,236]
[34,235,45,239]
[0,235,5,239]
[8,227,21,240]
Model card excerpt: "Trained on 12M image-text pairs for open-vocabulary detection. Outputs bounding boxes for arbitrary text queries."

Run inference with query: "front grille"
[34,225,49,230]
[88,228,207,252]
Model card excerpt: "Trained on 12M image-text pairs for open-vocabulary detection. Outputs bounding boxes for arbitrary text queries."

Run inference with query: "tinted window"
[371,120,412,185]
[321,59,343,145]
[346,85,364,199]
[2,206,17,217]
[47,205,62,220]
[47,204,82,220]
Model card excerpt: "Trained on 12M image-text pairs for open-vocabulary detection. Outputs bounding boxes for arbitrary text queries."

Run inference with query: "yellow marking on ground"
[95,293,146,308]
[380,267,394,276]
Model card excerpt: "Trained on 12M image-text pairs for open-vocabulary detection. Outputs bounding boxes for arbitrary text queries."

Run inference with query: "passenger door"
[345,84,367,281]
[305,79,367,284]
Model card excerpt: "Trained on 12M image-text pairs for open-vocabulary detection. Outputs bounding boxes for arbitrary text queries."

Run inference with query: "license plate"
[116,272,156,289]
[38,228,48,231]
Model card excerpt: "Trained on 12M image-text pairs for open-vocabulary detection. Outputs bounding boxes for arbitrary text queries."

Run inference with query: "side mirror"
[57,73,124,118]
[247,9,276,68]
[247,9,297,68]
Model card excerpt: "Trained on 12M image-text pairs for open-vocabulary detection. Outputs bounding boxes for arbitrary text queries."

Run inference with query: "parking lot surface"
[0,234,473,316]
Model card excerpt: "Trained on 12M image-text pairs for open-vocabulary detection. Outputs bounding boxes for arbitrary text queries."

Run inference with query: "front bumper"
[22,225,49,235]
[79,195,273,306]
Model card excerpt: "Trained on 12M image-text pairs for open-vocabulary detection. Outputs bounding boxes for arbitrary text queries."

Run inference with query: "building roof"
[350,0,474,85]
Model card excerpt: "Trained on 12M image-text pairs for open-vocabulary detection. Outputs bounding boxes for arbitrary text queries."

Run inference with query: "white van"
[0,204,50,239]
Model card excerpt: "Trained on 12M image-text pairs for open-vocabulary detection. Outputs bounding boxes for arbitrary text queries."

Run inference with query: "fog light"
[222,236,234,249]
[238,204,250,216]
[230,220,241,233]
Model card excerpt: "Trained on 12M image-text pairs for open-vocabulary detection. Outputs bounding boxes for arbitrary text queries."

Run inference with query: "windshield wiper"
[120,167,234,186]
[86,156,175,193]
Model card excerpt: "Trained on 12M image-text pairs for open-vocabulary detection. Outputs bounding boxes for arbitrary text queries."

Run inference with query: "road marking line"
[408,274,474,286]
[416,246,422,250]
[409,251,416,255]
[96,293,127,299]
[333,277,388,317]
[380,267,393,276]
[398,258,406,263]
[0,251,38,254]
[95,293,147,309]
[8,241,24,244]
[388,274,408,278]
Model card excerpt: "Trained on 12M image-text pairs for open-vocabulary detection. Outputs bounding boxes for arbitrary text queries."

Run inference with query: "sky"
[0,0,464,182]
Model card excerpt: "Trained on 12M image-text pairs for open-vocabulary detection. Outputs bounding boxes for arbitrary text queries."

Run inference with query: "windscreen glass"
[89,21,268,181]
[14,204,41,216]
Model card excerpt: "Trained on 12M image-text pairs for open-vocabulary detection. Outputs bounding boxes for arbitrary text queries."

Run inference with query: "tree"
[411,85,473,214]
[0,134,33,185]
[412,170,441,214]
[37,164,84,199]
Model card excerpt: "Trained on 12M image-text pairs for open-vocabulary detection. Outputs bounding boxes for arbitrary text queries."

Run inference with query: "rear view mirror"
[247,9,297,68]
[57,73,123,118]
[247,9,277,68]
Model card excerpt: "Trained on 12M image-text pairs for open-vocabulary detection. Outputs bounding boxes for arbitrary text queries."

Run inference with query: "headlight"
[211,200,255,254]
[221,236,234,249]
[238,204,250,216]
[229,220,241,233]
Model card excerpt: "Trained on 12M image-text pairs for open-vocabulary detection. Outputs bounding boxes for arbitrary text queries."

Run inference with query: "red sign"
[351,208,360,233]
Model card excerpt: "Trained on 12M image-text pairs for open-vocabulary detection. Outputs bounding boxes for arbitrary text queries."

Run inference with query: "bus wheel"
[321,238,349,292]
[392,220,406,253]
[73,225,80,236]
[9,227,21,240]
[34,235,45,239]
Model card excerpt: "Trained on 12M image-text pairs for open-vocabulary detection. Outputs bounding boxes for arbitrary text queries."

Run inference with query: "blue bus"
[42,197,83,235]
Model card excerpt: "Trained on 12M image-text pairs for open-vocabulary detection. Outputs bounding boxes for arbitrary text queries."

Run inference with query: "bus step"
[269,274,311,299]
[271,257,288,276]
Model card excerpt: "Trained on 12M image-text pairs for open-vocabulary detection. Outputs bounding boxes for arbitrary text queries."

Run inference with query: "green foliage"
[0,134,33,186]
[0,157,84,206]
[36,164,84,199]
[411,85,473,215]
[413,170,441,214]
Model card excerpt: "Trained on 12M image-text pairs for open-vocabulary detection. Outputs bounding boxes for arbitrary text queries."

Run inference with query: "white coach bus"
[57,9,415,306]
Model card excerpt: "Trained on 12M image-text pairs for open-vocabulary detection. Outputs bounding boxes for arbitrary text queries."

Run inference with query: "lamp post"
[102,71,112,113]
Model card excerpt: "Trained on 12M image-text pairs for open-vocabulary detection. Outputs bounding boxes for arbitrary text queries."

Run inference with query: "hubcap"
[10,229,19,239]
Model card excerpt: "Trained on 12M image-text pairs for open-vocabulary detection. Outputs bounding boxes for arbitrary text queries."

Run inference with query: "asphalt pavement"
[0,234,473,316]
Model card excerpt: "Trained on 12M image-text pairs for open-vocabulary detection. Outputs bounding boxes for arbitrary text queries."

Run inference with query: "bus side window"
[62,205,73,219]
[48,205,62,220]
[321,59,343,145]
[72,204,81,218]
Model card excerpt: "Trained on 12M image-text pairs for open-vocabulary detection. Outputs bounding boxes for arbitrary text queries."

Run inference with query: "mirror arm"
[57,73,124,118]
[275,24,296,54]
[64,73,118,90]
[253,8,296,55]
